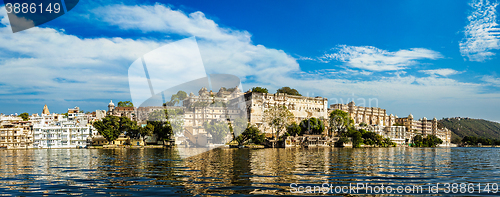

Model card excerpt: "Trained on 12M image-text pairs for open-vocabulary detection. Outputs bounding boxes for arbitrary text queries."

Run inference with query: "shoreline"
[7,145,500,150]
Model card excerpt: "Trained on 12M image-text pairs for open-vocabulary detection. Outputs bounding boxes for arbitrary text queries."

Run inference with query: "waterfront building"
[396,114,451,145]
[395,114,436,135]
[0,115,23,122]
[330,101,396,127]
[284,135,331,147]
[133,87,244,147]
[107,100,136,120]
[91,134,129,146]
[235,91,328,137]
[94,110,107,120]
[103,88,452,147]
[136,106,165,121]
[0,117,33,149]
[330,102,451,146]
[383,126,409,145]
[32,105,93,148]
[181,87,244,146]
[67,106,88,122]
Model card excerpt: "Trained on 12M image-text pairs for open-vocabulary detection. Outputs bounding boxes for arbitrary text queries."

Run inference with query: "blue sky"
[1,0,500,122]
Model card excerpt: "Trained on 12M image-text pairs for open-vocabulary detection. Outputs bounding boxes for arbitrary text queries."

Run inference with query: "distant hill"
[438,118,500,143]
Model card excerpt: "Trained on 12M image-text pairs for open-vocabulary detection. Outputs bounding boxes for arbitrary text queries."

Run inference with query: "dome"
[108,100,115,106]
[423,117,427,120]
[408,113,413,118]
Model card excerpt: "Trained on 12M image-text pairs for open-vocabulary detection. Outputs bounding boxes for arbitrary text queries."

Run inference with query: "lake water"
[0,147,499,196]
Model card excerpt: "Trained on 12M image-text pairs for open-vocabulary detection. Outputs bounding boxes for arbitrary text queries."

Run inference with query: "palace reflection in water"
[1,147,499,196]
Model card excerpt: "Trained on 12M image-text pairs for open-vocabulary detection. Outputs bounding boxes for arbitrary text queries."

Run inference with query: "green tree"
[361,130,380,146]
[166,108,185,135]
[119,116,138,134]
[140,124,154,145]
[412,134,424,147]
[117,101,134,107]
[18,113,29,121]
[299,117,325,135]
[176,91,187,101]
[462,136,484,145]
[342,127,369,147]
[235,125,266,145]
[164,91,189,106]
[276,87,301,96]
[231,116,248,138]
[329,109,354,137]
[263,105,294,139]
[251,87,268,93]
[164,95,179,106]
[204,120,230,144]
[350,129,363,148]
[335,136,350,147]
[148,109,167,121]
[148,121,173,144]
[286,122,301,136]
[423,135,443,147]
[125,124,140,139]
[382,137,393,147]
[93,116,122,144]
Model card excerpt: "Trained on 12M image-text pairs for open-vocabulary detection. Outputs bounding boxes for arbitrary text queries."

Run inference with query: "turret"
[42,104,50,115]
[199,87,209,96]
[108,100,115,112]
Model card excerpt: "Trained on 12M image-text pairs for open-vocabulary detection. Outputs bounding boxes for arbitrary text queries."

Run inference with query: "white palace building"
[32,105,93,148]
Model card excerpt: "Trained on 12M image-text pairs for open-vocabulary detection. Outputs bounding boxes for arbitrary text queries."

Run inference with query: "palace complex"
[330,101,396,127]
[0,87,452,149]
[237,92,328,137]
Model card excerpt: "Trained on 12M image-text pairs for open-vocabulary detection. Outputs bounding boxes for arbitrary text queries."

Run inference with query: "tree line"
[461,136,500,146]
[411,134,442,147]
[93,110,174,145]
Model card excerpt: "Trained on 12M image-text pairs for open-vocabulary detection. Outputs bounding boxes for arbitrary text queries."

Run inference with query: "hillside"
[438,118,500,143]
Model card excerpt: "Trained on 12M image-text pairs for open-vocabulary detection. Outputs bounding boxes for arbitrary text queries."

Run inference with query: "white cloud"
[1,3,500,121]
[460,0,500,62]
[0,8,8,26]
[482,75,500,86]
[297,56,314,61]
[94,4,251,42]
[0,3,299,111]
[93,3,299,84]
[0,11,167,104]
[420,68,462,77]
[319,45,442,71]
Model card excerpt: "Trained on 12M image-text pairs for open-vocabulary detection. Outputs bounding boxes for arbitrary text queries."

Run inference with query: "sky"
[0,0,500,122]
